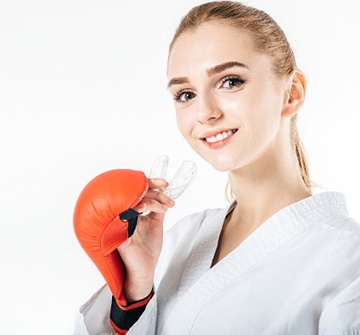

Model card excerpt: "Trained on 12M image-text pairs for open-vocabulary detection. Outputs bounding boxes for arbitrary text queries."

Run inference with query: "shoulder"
[314,192,360,242]
[300,191,360,240]
[325,216,360,240]
[307,193,360,277]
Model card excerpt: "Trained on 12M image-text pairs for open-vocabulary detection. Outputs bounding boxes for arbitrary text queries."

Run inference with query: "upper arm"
[319,275,360,335]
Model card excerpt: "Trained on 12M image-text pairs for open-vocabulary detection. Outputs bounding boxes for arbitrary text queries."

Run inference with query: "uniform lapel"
[160,192,347,334]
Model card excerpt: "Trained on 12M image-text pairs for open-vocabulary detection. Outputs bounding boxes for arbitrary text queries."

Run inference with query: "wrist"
[124,277,154,303]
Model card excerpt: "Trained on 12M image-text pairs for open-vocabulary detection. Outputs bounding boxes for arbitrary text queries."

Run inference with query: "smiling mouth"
[204,129,237,143]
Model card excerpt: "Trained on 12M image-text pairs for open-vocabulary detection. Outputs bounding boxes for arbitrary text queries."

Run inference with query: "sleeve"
[74,284,157,335]
[75,211,209,334]
[319,275,360,335]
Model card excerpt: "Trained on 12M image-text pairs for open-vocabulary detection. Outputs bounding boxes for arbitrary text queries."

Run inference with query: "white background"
[1,0,359,333]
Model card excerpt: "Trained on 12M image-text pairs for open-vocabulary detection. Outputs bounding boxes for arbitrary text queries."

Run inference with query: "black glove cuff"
[110,290,153,331]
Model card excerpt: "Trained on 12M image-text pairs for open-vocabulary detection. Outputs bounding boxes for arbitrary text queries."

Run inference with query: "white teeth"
[205,130,236,143]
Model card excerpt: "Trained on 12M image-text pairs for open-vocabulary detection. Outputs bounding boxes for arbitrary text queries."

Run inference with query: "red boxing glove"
[73,169,148,306]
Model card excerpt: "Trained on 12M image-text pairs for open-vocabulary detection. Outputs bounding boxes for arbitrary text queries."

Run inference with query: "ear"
[282,69,306,118]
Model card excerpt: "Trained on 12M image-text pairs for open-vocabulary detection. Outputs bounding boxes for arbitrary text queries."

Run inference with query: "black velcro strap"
[110,296,148,331]
[119,208,141,237]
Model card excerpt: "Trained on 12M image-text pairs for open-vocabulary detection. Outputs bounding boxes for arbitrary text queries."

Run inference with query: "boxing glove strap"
[110,290,154,333]
[119,208,141,237]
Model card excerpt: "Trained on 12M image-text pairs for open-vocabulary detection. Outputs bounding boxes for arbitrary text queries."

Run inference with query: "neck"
[228,143,311,230]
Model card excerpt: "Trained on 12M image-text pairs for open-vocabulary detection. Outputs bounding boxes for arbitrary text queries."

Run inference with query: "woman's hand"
[117,178,175,303]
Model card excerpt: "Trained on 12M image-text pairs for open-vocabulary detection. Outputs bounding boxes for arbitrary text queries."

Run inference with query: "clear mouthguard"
[149,155,197,200]
[149,155,169,179]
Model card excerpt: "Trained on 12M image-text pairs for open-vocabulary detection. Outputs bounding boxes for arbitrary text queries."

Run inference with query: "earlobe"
[282,70,306,118]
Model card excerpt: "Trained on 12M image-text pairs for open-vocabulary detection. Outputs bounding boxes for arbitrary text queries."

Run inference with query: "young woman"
[75,2,360,334]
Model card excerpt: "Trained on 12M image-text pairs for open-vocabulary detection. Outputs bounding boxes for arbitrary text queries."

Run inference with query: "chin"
[192,145,244,172]
[205,156,236,172]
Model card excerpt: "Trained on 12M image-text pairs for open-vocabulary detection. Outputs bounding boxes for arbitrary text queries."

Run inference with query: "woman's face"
[167,22,289,172]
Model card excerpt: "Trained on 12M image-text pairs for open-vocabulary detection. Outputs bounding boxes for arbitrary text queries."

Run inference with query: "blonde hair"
[169,1,312,199]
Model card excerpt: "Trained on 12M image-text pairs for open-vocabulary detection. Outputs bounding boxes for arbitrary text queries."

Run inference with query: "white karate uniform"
[75,192,360,335]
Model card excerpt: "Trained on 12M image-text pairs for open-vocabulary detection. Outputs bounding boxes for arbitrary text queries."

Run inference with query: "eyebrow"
[207,61,248,76]
[167,77,189,88]
[167,61,249,89]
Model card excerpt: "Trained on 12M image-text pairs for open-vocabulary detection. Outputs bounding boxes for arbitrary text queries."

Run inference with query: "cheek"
[244,82,283,120]
[246,90,284,146]
[175,110,193,141]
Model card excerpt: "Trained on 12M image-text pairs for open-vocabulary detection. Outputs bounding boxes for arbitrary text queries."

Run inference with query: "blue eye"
[173,91,196,103]
[221,76,245,89]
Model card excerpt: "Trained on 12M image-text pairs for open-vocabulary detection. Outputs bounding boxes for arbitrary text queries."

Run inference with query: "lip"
[198,128,238,140]
[198,128,238,149]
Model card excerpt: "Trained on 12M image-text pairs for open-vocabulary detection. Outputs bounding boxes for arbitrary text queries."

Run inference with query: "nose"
[197,92,223,124]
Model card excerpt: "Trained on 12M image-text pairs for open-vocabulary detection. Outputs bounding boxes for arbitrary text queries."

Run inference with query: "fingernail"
[153,178,165,183]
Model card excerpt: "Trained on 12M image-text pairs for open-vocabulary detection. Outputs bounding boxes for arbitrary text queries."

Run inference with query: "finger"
[133,198,169,214]
[142,189,175,207]
[143,210,165,224]
[138,210,165,223]
[148,178,169,190]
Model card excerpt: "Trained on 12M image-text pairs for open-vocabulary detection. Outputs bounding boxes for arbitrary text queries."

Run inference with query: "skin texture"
[118,22,311,302]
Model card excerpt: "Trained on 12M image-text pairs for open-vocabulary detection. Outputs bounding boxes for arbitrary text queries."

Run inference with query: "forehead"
[167,22,271,78]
